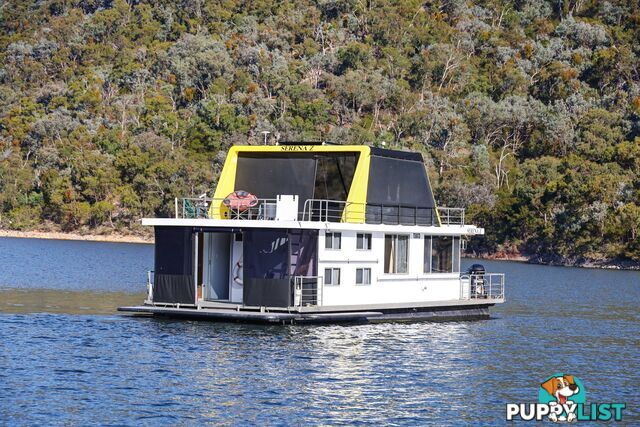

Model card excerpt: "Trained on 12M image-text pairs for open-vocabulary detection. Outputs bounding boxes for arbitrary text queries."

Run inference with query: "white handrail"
[459,273,505,300]
[176,195,466,225]
[293,276,323,307]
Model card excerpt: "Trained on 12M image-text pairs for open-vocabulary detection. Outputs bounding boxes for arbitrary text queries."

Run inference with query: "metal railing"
[178,197,278,220]
[177,196,466,226]
[438,207,465,225]
[459,273,505,300]
[302,199,463,226]
[224,198,277,220]
[180,197,212,219]
[293,276,323,307]
[301,199,364,222]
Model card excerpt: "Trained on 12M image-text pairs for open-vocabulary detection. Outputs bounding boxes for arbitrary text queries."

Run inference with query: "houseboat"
[118,142,505,324]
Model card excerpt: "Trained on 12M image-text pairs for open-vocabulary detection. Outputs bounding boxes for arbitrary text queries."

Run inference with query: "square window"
[356,268,371,285]
[356,233,372,250]
[324,268,340,285]
[325,232,342,249]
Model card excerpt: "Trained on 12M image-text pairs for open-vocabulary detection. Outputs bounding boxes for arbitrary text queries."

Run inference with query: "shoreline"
[0,229,153,244]
[465,253,640,271]
[1,229,637,270]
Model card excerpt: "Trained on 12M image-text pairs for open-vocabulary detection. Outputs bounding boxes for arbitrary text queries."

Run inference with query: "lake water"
[0,237,638,425]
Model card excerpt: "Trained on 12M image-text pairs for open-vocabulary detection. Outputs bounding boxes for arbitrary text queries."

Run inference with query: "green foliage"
[0,0,638,263]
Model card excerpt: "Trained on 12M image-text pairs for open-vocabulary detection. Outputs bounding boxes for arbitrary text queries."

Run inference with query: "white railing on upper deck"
[459,273,505,300]
[178,197,278,220]
[301,199,365,222]
[302,199,457,226]
[438,207,465,225]
[175,196,466,226]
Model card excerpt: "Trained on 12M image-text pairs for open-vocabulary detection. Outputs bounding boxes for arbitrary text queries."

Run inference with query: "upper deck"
[151,143,481,232]
[210,143,441,224]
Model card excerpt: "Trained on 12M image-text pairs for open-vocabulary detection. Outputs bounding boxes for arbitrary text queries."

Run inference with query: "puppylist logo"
[506,373,626,422]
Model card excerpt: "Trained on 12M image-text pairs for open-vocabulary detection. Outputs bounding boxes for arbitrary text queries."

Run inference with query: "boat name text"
[280,145,314,151]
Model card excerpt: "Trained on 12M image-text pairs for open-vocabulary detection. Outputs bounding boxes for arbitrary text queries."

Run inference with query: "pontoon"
[119,143,505,324]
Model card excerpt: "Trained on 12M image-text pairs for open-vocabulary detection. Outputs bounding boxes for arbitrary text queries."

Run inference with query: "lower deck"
[146,225,505,311]
[118,299,498,324]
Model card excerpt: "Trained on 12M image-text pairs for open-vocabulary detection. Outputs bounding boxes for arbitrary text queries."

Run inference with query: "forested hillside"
[0,0,638,265]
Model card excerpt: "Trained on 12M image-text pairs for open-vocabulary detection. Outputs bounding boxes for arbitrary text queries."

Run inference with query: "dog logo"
[507,373,625,422]
[539,374,584,422]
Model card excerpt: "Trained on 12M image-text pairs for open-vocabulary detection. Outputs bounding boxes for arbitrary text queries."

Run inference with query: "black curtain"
[153,227,195,304]
[242,229,290,279]
[242,229,291,307]
[292,230,318,277]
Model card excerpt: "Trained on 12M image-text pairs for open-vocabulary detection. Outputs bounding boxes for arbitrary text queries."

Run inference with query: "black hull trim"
[118,304,493,325]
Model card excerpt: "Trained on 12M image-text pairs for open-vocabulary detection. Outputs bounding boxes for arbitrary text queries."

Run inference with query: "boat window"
[424,236,432,273]
[234,152,359,220]
[384,234,409,274]
[356,268,371,285]
[356,233,372,250]
[324,268,341,286]
[235,153,316,203]
[325,232,341,249]
[365,153,437,225]
[313,153,359,201]
[452,236,460,273]
[431,236,453,273]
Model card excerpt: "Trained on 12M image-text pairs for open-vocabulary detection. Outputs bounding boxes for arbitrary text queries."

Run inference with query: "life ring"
[223,190,258,212]
[233,258,243,285]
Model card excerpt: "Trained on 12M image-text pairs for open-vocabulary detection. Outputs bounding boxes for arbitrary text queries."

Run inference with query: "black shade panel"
[235,154,316,202]
[366,154,437,225]
[366,155,436,208]
[153,227,195,304]
[234,153,359,205]
[242,229,290,280]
